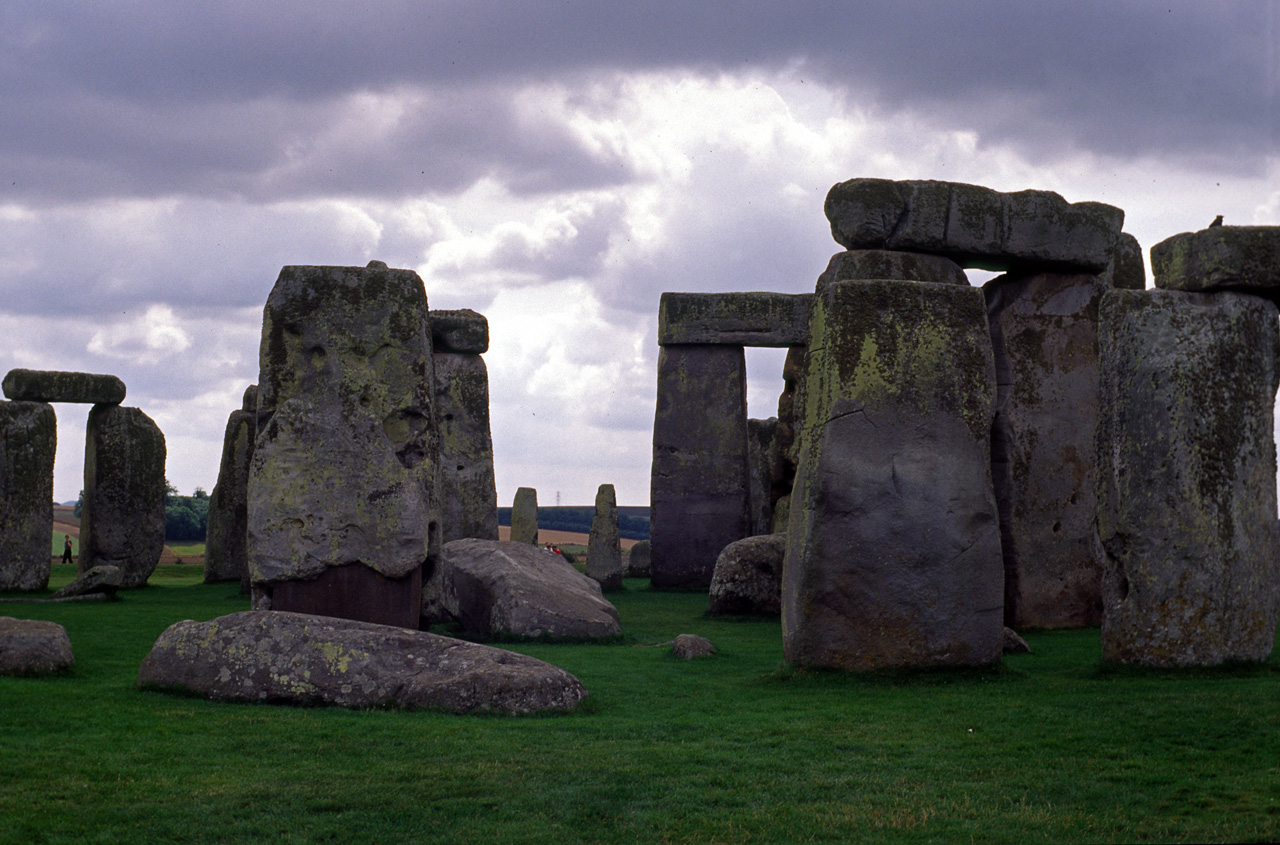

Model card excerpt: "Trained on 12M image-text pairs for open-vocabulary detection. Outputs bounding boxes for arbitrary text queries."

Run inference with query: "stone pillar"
[586,483,622,590]
[204,386,256,585]
[81,404,166,588]
[984,271,1108,628]
[1096,289,1280,666]
[434,350,498,543]
[782,279,1003,670]
[248,261,438,628]
[0,401,56,591]
[650,344,750,589]
[510,487,538,544]
[746,418,778,537]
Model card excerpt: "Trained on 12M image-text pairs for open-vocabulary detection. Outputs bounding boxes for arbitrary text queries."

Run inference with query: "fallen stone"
[204,408,254,584]
[430,309,490,354]
[80,405,166,589]
[658,292,812,347]
[782,279,1004,670]
[424,539,621,639]
[816,249,969,289]
[625,540,651,578]
[2,369,126,405]
[1151,225,1280,296]
[510,487,539,544]
[586,484,623,591]
[824,179,1123,272]
[51,565,122,599]
[0,617,74,675]
[435,352,498,543]
[1002,627,1031,654]
[709,533,785,616]
[0,401,55,591]
[137,610,586,713]
[671,634,716,659]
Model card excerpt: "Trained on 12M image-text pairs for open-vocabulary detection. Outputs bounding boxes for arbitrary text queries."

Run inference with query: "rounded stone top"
[1151,225,1280,294]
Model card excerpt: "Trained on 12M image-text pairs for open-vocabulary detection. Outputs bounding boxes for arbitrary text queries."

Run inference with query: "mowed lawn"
[2,565,1278,844]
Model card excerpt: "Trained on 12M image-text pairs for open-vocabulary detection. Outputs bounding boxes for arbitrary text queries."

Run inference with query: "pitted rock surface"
[1151,225,1280,296]
[0,401,55,591]
[137,610,586,713]
[2,369,126,405]
[671,634,716,659]
[709,533,786,616]
[0,617,74,675]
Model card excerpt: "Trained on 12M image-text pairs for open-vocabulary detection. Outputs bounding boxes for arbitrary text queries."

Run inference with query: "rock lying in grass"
[671,634,716,659]
[708,534,785,616]
[1002,628,1031,654]
[137,610,587,714]
[0,617,74,675]
[51,565,123,600]
[423,539,621,639]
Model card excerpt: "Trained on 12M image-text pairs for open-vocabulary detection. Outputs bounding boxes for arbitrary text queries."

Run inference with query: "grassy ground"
[2,566,1278,843]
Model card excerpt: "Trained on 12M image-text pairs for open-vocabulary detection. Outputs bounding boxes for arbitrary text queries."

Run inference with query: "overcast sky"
[3,1,1278,505]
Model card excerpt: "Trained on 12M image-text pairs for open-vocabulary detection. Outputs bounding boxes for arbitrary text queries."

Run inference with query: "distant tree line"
[73,481,210,543]
[496,506,650,541]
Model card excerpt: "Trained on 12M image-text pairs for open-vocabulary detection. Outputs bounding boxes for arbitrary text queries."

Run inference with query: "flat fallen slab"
[658,292,812,346]
[137,610,587,713]
[2,369,126,404]
[1151,226,1280,295]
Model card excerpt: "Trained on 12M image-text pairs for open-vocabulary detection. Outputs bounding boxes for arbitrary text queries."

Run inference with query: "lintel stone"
[3,369,126,405]
[658,292,812,347]
[1151,225,1280,295]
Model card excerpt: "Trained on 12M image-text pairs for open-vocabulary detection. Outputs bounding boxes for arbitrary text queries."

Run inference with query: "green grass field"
[2,565,1278,843]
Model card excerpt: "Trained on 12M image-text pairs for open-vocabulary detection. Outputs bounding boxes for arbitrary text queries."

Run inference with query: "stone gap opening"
[744,347,790,422]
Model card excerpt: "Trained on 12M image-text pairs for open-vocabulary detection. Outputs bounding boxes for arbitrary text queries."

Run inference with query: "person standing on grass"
[61,534,73,564]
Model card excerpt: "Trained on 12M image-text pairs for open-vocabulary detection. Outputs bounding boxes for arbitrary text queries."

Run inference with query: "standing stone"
[625,539,651,578]
[1096,289,1280,666]
[586,484,623,591]
[1108,233,1146,290]
[510,487,538,545]
[204,403,255,585]
[746,418,778,536]
[0,401,56,591]
[984,271,1108,629]
[783,279,1003,670]
[650,345,750,589]
[771,345,807,509]
[249,262,439,628]
[81,405,166,588]
[435,353,498,542]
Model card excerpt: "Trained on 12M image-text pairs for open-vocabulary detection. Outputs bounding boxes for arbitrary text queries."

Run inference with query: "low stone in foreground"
[138,611,587,714]
[709,534,785,616]
[51,565,123,599]
[0,617,74,675]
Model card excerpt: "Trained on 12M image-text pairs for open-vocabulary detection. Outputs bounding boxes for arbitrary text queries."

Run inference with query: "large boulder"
[782,279,1004,670]
[435,352,498,542]
[1151,225,1280,297]
[51,565,122,599]
[204,407,255,584]
[824,179,1123,272]
[0,617,74,675]
[709,534,786,616]
[424,539,621,639]
[0,401,55,591]
[80,404,166,588]
[510,487,538,544]
[586,484,623,591]
[1096,289,1280,666]
[2,369,125,405]
[137,611,586,714]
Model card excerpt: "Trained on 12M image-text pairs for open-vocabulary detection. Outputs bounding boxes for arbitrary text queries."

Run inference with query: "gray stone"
[0,617,74,675]
[81,405,166,589]
[51,564,122,599]
[1108,233,1146,290]
[250,262,439,628]
[435,353,498,543]
[671,634,716,659]
[624,539,651,578]
[650,345,750,589]
[0,401,55,591]
[430,309,490,354]
[824,179,1124,272]
[586,484,623,591]
[242,384,257,413]
[816,249,969,290]
[782,279,1004,670]
[1096,289,1280,666]
[772,346,806,506]
[1151,225,1280,296]
[769,497,791,534]
[137,610,586,713]
[658,292,812,347]
[746,418,778,536]
[510,487,539,545]
[709,533,786,616]
[984,271,1107,629]
[204,409,254,584]
[2,369,126,405]
[423,539,621,639]
[1002,627,1031,654]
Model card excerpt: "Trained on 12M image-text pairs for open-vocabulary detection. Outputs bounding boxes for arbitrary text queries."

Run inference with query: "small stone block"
[431,309,490,354]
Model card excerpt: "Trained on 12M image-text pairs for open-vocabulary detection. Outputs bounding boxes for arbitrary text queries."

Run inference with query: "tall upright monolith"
[510,487,539,545]
[0,401,56,591]
[586,483,623,591]
[204,387,257,585]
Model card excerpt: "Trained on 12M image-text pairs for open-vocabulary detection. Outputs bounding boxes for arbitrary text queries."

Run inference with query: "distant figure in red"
[61,534,74,564]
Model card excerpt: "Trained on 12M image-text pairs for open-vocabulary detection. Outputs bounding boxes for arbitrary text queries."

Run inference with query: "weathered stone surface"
[1151,225,1280,296]
[586,484,623,591]
[816,249,969,289]
[658,292,812,347]
[625,539,651,578]
[772,346,806,505]
[984,271,1107,629]
[0,617,74,675]
[709,533,785,616]
[204,409,254,584]
[1002,627,1031,654]
[2,369,126,405]
[824,179,1124,272]
[650,345,750,589]
[423,540,621,638]
[1108,233,1146,290]
[1096,289,1280,666]
[81,405,165,589]
[430,309,489,354]
[250,262,439,626]
[510,487,538,544]
[0,401,55,591]
[746,418,778,536]
[769,496,790,534]
[783,279,1004,670]
[137,610,586,713]
[435,353,498,543]
[51,565,122,599]
[671,634,716,659]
